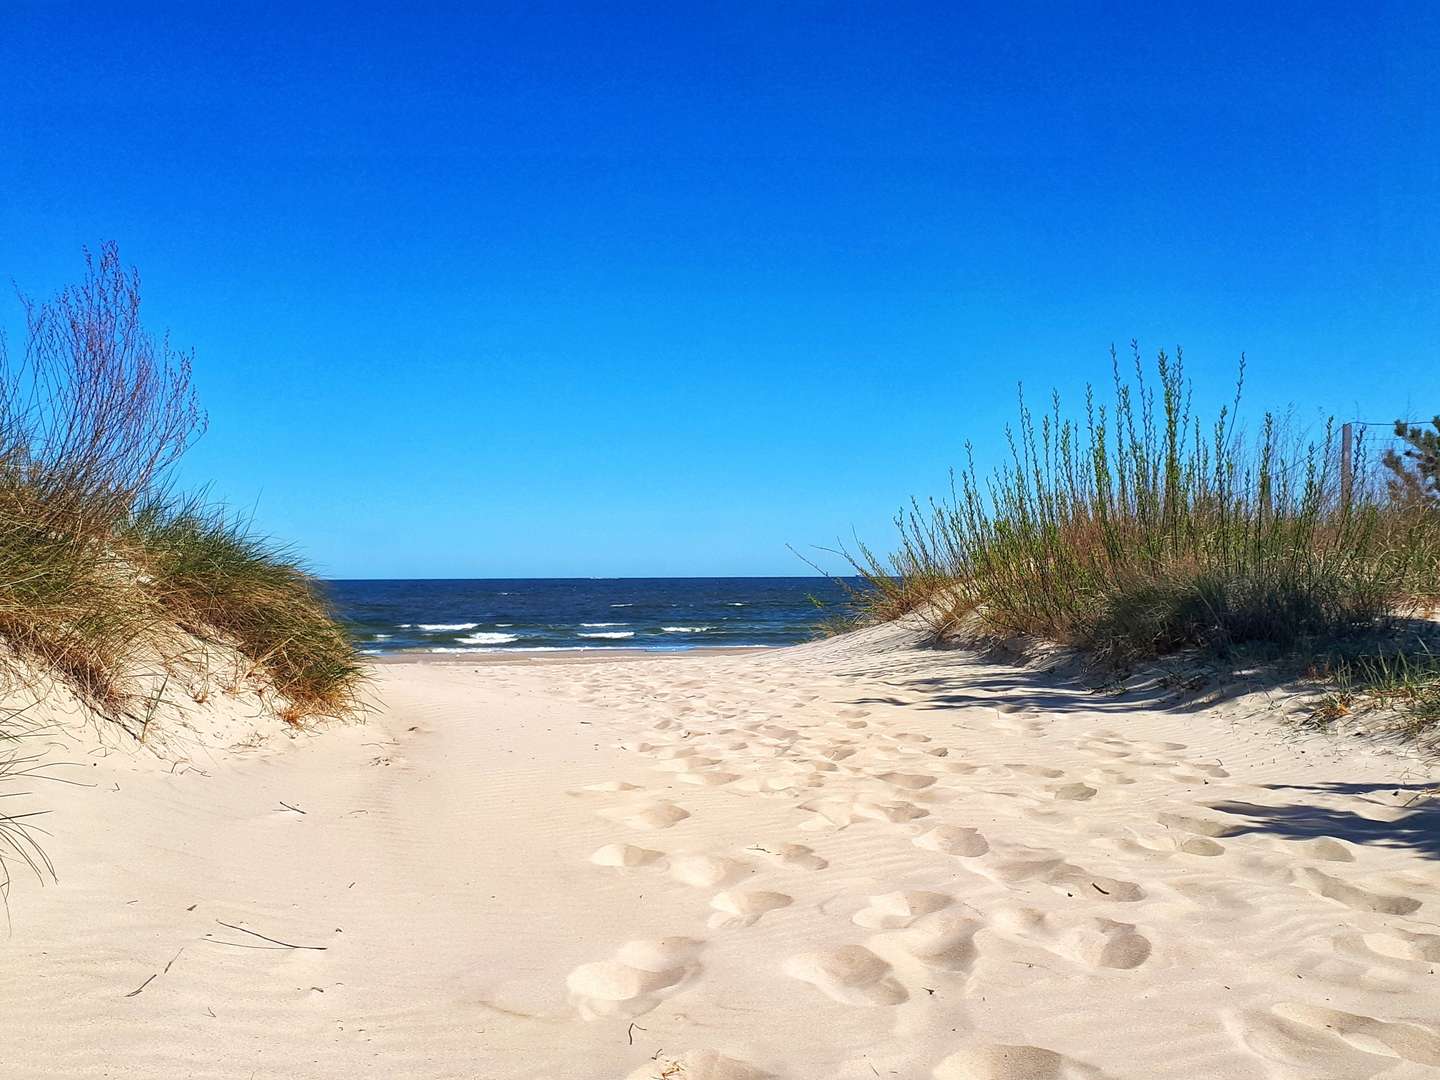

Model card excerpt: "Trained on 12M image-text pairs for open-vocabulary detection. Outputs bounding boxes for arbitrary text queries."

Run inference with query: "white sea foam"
[578,631,635,639]
[610,603,634,608]
[580,622,628,628]
[726,602,746,606]
[661,626,712,633]
[428,645,619,653]
[456,632,519,645]
[402,622,480,632]
[416,642,776,655]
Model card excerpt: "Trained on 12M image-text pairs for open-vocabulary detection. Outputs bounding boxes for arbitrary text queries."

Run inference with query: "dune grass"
[123,501,362,720]
[0,243,363,724]
[841,344,1440,730]
[1310,643,1440,738]
[0,707,56,901]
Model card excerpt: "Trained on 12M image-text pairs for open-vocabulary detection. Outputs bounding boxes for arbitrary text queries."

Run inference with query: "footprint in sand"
[652,755,722,773]
[1271,1003,1440,1066]
[573,781,644,796]
[1233,1002,1440,1072]
[874,771,937,790]
[939,762,980,775]
[677,770,742,787]
[985,849,1145,902]
[1376,929,1440,962]
[709,889,793,928]
[852,890,951,929]
[1338,927,1440,965]
[566,937,703,1020]
[1048,782,1098,801]
[1156,810,1241,837]
[732,775,813,795]
[896,909,985,973]
[624,1051,775,1079]
[1176,836,1225,856]
[1294,836,1356,862]
[748,842,828,871]
[783,944,908,1006]
[851,799,931,824]
[1007,764,1066,779]
[1082,768,1138,786]
[669,854,752,888]
[932,1043,1114,1079]
[610,802,691,830]
[1296,867,1423,915]
[913,825,990,858]
[589,843,665,869]
[990,905,1151,969]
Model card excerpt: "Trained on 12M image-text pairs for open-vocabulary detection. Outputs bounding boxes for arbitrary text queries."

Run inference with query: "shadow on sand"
[1212,783,1440,860]
[835,634,1439,859]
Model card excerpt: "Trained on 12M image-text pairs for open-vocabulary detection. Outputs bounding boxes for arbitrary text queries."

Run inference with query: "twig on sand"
[277,801,306,815]
[124,973,158,998]
[212,919,327,951]
[627,1021,647,1045]
[125,946,184,997]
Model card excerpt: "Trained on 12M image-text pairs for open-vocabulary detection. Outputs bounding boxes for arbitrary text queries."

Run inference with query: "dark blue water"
[323,577,855,654]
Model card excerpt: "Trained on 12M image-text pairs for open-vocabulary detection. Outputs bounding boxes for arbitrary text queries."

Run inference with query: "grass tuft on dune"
[0,243,364,725]
[840,343,1440,734]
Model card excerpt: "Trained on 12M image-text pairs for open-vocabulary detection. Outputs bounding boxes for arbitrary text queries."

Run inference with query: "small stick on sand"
[125,947,184,997]
[214,919,327,951]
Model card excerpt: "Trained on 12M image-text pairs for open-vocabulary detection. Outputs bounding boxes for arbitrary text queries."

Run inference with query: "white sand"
[3,622,1439,1079]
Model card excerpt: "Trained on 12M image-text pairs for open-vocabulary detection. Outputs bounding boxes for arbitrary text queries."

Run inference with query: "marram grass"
[0,243,364,724]
[842,344,1440,729]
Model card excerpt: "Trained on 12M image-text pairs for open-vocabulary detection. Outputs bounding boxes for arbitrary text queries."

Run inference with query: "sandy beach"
[3,625,1438,1079]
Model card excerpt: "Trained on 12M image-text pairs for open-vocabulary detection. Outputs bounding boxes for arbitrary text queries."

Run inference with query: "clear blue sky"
[3,3,1437,578]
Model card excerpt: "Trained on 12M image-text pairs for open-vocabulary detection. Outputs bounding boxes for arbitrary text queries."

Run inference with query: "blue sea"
[323,577,855,655]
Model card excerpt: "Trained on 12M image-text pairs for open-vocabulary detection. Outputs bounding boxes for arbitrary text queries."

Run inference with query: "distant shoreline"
[368,644,774,665]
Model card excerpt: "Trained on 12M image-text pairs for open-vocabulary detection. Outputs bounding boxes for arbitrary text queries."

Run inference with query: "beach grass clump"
[0,707,56,896]
[0,243,362,723]
[1311,643,1440,738]
[123,501,362,720]
[847,344,1440,671]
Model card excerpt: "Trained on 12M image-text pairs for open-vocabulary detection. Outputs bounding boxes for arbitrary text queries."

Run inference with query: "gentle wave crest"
[404,622,480,631]
[661,626,712,633]
[456,632,519,645]
[578,631,635,639]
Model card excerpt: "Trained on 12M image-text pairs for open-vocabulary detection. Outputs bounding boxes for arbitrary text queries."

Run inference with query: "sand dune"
[2,622,1439,1078]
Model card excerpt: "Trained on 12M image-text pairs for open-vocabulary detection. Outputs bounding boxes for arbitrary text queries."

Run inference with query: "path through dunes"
[3,625,1439,1078]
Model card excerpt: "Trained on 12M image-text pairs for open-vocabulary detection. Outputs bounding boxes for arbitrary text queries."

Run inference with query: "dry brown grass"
[0,243,363,723]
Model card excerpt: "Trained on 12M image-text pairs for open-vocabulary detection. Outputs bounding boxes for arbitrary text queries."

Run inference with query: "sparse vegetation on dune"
[839,344,1440,735]
[0,243,364,725]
